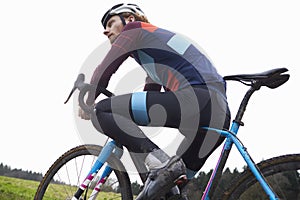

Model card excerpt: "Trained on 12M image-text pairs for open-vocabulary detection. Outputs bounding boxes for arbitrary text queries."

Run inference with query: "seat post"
[234,85,259,126]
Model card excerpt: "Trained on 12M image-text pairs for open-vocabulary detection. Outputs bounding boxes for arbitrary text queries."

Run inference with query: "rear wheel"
[35,144,133,200]
[223,154,300,200]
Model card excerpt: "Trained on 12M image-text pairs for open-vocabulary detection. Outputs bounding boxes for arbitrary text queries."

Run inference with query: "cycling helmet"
[101,3,146,28]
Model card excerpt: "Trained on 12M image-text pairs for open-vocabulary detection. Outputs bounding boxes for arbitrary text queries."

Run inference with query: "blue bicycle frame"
[201,122,279,200]
[199,72,287,200]
[72,140,123,199]
[69,68,289,199]
[72,122,279,200]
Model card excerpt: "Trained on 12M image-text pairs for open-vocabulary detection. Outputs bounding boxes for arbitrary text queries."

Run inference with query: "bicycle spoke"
[35,145,132,200]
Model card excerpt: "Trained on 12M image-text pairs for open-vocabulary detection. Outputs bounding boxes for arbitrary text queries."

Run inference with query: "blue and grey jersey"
[90,21,225,100]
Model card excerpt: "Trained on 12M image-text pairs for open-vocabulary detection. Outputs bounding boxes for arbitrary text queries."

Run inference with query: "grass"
[0,175,122,200]
[0,175,39,200]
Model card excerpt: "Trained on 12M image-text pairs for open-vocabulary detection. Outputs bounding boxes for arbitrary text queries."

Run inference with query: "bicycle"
[35,67,300,200]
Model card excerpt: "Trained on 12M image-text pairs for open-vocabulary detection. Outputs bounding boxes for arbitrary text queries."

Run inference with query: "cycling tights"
[95,85,230,171]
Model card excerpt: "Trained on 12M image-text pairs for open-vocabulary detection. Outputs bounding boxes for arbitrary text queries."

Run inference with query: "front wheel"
[35,144,133,200]
[223,154,300,200]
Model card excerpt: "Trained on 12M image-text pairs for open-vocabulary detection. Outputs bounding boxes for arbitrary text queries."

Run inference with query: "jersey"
[89,21,225,101]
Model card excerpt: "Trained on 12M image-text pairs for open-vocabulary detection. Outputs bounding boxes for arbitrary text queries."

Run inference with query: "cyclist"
[79,3,231,200]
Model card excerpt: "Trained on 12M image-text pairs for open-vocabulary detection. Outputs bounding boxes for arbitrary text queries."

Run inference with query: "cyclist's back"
[91,20,225,93]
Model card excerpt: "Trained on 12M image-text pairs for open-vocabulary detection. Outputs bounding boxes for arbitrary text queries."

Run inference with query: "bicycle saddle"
[223,67,290,89]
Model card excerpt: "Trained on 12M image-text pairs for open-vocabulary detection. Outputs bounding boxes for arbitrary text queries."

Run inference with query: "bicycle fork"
[71,140,123,200]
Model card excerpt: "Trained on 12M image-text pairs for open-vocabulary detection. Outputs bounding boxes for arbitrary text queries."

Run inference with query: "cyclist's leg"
[95,92,179,183]
[177,87,231,176]
[94,90,185,153]
[94,87,230,199]
[95,93,161,154]
[94,90,188,199]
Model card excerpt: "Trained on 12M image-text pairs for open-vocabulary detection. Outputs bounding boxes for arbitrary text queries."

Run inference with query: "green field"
[0,176,39,200]
[0,175,122,200]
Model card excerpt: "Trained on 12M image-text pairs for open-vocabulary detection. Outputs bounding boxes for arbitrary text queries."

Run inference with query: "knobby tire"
[222,154,300,200]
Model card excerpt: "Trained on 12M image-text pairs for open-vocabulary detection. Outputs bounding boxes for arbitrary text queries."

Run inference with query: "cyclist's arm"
[87,26,141,105]
[87,51,129,104]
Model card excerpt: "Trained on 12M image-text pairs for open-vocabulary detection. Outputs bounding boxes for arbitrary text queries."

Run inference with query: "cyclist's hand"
[78,107,91,120]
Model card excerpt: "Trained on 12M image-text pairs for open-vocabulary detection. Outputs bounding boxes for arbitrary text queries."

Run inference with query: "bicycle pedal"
[174,174,187,185]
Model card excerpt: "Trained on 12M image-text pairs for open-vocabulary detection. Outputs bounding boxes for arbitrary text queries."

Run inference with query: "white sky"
[0,0,299,178]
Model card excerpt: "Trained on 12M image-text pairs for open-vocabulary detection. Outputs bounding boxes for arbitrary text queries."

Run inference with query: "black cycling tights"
[95,86,230,171]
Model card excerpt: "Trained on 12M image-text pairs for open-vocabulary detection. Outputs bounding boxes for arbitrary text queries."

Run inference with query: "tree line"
[0,163,43,182]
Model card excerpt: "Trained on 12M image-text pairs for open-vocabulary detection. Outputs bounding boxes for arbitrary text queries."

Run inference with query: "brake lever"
[64,74,85,104]
[64,73,114,106]
[64,87,76,104]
